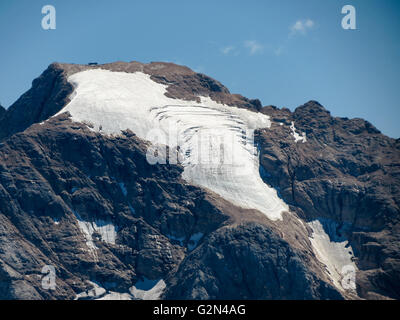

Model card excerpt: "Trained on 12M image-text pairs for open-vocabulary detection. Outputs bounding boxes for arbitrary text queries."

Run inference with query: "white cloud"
[244,40,263,55]
[221,45,235,55]
[290,19,315,36]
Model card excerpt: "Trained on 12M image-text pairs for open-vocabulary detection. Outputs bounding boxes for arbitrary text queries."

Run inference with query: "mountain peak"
[0,60,399,300]
[0,60,265,141]
[295,100,330,115]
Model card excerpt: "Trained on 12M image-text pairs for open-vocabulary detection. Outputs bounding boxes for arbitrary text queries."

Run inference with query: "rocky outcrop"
[164,222,342,300]
[257,101,400,299]
[0,65,73,140]
[0,61,262,141]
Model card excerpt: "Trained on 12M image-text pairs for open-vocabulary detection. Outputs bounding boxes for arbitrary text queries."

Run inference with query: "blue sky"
[1,0,399,137]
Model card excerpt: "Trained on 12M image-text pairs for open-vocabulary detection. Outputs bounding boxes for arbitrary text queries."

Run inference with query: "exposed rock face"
[0,61,398,300]
[257,101,400,299]
[0,114,228,299]
[164,222,342,300]
[0,66,73,140]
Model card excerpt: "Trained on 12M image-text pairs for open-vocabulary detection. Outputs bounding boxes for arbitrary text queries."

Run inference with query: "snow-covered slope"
[75,213,117,248]
[308,219,357,291]
[75,279,166,300]
[56,69,288,220]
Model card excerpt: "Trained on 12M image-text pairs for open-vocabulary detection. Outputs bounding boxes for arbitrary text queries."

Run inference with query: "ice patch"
[129,278,166,300]
[119,182,127,196]
[188,232,203,251]
[98,292,133,300]
[58,69,288,220]
[166,234,185,246]
[74,212,117,251]
[71,187,78,193]
[128,202,136,215]
[75,281,133,300]
[75,281,106,300]
[75,278,166,300]
[308,219,357,291]
[290,121,306,143]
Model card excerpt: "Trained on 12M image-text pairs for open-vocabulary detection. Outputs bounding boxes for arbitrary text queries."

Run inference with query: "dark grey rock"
[256,100,400,299]
[164,223,342,299]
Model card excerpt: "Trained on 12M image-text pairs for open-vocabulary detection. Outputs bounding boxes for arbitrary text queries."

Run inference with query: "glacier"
[51,68,358,295]
[56,69,288,220]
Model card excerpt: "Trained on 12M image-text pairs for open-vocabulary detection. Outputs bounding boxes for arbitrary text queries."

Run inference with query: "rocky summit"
[0,61,399,300]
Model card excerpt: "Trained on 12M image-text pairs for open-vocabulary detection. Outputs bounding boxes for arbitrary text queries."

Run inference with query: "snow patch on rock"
[118,182,127,196]
[75,281,134,300]
[75,281,106,300]
[129,278,166,300]
[128,202,136,215]
[308,219,357,291]
[74,212,117,251]
[166,234,185,246]
[290,121,307,143]
[188,232,203,251]
[97,292,133,300]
